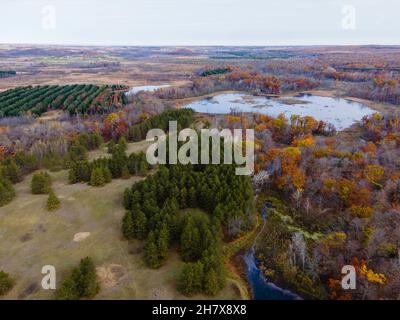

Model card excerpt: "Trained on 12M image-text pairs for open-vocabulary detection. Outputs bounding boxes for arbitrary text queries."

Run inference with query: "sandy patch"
[73,232,91,242]
[96,264,125,288]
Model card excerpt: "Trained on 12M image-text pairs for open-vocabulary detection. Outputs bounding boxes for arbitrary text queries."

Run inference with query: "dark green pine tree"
[76,257,100,298]
[134,210,147,240]
[144,232,161,268]
[188,186,197,208]
[122,211,135,239]
[180,217,201,262]
[177,261,203,296]
[138,159,148,176]
[157,223,170,261]
[123,189,132,210]
[121,165,130,179]
[177,263,195,296]
[203,268,220,296]
[56,257,100,300]
[179,187,187,209]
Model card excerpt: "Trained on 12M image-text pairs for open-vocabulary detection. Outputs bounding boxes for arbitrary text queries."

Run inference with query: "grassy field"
[88,140,153,161]
[0,163,240,300]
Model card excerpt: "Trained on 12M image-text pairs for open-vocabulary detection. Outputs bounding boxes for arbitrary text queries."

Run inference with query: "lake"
[125,85,171,96]
[184,93,377,130]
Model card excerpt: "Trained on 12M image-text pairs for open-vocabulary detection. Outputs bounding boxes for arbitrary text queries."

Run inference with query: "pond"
[184,93,377,130]
[125,85,171,96]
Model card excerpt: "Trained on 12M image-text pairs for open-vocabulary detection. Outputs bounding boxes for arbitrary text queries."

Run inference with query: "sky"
[1,0,399,46]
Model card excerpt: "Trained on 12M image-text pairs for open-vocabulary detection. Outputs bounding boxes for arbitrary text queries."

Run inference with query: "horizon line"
[1,42,400,48]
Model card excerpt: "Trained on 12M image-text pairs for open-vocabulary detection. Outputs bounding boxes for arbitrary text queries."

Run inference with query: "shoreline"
[169,88,394,116]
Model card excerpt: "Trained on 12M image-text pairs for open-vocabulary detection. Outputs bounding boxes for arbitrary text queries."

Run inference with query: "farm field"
[0,84,127,117]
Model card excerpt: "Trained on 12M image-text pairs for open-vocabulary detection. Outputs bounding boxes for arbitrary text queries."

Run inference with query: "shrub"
[0,271,14,296]
[30,172,52,194]
[350,205,374,219]
[0,178,15,207]
[90,167,105,187]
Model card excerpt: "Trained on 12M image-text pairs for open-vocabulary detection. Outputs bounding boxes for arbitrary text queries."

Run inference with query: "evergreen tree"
[180,217,201,262]
[203,269,220,296]
[122,212,135,239]
[14,151,38,174]
[0,179,15,207]
[121,165,130,179]
[157,223,170,261]
[107,140,116,154]
[144,232,161,268]
[177,262,203,296]
[1,159,22,183]
[76,257,100,298]
[68,143,88,162]
[179,187,187,208]
[138,159,148,176]
[134,210,147,240]
[68,168,77,184]
[177,263,195,296]
[56,257,100,300]
[118,136,127,152]
[109,146,127,178]
[188,186,197,208]
[0,271,14,296]
[31,172,52,194]
[129,125,142,142]
[102,166,112,183]
[90,167,105,186]
[47,190,60,211]
[123,189,132,210]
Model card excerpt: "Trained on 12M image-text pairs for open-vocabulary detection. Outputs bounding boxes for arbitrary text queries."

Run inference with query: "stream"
[244,203,302,300]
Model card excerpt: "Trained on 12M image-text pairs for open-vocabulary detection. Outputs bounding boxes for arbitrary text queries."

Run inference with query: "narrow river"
[244,203,302,300]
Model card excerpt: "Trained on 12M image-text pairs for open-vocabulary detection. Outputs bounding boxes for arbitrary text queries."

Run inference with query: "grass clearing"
[88,140,153,161]
[0,169,240,300]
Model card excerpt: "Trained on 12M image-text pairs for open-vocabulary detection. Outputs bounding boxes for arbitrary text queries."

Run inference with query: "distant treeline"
[0,70,16,78]
[336,67,400,72]
[200,67,232,77]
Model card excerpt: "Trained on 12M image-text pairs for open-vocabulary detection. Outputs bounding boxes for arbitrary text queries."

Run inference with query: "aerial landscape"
[0,0,399,305]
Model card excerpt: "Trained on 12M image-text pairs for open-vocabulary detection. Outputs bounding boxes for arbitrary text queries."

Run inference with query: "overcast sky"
[1,0,399,46]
